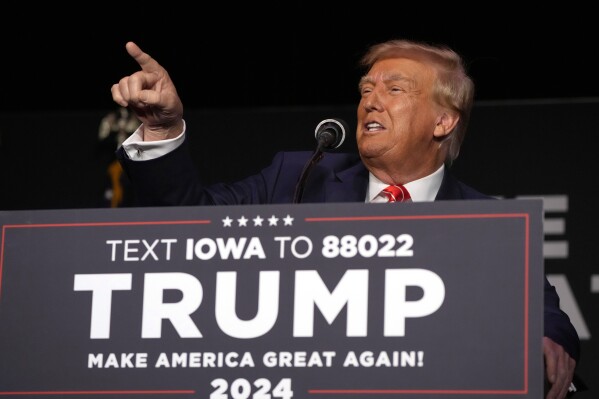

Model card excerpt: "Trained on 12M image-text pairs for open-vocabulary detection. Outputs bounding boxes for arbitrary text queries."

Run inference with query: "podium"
[0,199,543,398]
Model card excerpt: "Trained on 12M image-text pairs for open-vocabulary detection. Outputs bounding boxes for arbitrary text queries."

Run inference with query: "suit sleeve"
[544,277,580,361]
[116,137,301,206]
[116,136,207,206]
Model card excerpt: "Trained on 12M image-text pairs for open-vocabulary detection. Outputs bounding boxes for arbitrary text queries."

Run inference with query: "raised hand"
[111,42,184,141]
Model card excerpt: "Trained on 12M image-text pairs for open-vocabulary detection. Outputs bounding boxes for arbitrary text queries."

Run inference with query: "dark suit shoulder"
[436,167,494,200]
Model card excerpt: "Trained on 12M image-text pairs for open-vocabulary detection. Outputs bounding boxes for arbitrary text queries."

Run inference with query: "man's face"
[356,57,446,181]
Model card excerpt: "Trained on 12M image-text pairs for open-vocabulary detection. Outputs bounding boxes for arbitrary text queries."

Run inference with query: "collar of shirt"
[366,165,445,203]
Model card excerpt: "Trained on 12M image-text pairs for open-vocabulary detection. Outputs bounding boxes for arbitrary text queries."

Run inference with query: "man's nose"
[363,92,383,112]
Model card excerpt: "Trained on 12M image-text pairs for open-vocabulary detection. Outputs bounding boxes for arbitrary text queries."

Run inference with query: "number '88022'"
[321,234,414,258]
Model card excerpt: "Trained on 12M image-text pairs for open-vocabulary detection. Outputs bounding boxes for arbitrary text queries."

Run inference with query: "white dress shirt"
[367,166,444,203]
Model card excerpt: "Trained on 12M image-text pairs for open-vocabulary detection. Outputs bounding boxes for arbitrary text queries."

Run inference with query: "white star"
[268,215,279,226]
[222,216,233,227]
[238,216,248,227]
[253,215,264,226]
[283,214,294,226]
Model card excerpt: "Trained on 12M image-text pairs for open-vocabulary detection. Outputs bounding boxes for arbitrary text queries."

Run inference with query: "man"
[112,40,580,398]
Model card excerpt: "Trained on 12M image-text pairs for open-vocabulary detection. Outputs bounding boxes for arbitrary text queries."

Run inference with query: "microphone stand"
[292,139,327,204]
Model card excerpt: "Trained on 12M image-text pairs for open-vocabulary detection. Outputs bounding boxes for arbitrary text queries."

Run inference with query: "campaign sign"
[0,200,543,398]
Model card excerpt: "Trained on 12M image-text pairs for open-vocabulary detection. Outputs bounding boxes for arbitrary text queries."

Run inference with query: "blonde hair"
[360,39,475,163]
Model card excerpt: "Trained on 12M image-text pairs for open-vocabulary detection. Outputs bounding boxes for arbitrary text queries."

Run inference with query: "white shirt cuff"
[121,120,186,160]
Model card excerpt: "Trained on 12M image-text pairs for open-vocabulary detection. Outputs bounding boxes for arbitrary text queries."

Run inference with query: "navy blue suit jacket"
[118,139,580,361]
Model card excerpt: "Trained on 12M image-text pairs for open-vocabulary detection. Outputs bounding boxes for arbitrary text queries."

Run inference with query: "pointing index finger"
[125,41,161,72]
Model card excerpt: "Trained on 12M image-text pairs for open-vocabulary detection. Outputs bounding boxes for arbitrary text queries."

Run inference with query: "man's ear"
[433,112,460,139]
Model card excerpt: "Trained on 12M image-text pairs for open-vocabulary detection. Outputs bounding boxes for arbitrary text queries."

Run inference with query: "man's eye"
[391,86,404,93]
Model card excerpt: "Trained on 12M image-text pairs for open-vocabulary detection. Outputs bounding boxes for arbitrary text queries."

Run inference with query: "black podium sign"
[0,200,543,398]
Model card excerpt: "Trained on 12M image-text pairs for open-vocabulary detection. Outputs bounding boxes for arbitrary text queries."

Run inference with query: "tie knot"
[381,185,411,202]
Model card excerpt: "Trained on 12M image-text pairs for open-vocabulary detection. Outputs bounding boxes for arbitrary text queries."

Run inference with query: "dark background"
[1,6,597,113]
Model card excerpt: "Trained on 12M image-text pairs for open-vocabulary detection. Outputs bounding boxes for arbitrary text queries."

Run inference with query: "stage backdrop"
[0,98,597,396]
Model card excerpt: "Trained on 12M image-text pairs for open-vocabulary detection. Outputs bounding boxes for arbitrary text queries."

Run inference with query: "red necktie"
[381,185,411,202]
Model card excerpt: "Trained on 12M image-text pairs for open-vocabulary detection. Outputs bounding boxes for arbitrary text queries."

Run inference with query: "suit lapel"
[325,161,369,202]
[301,159,369,203]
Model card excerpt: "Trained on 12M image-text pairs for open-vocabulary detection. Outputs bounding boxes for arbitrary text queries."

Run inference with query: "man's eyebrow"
[359,74,414,88]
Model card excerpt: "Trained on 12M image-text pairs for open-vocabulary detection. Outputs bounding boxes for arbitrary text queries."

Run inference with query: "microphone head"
[314,118,348,151]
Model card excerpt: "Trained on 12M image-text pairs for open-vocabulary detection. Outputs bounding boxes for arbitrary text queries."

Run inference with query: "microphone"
[293,118,349,203]
[314,118,348,151]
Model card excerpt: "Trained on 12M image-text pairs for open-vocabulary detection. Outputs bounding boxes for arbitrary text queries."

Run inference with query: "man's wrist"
[142,119,185,141]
